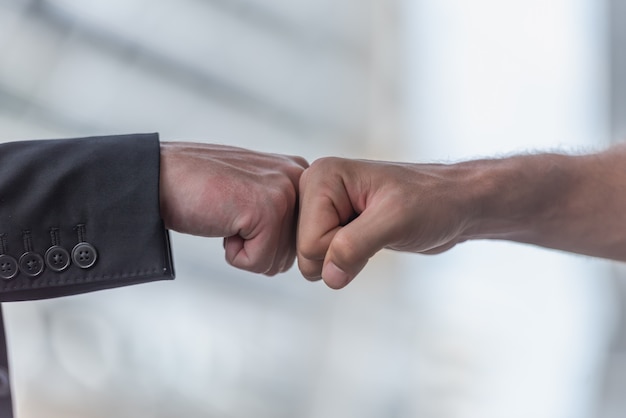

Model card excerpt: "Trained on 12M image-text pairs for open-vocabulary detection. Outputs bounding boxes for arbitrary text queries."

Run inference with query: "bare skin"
[297,143,626,289]
[159,142,308,276]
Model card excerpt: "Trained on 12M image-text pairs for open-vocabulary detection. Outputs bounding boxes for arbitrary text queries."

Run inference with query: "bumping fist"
[297,157,472,289]
[161,142,626,288]
[160,142,308,276]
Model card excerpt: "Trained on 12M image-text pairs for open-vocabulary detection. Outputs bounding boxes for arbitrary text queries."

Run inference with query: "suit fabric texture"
[0,133,175,417]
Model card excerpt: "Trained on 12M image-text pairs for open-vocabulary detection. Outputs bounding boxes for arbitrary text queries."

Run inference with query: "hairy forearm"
[460,143,626,260]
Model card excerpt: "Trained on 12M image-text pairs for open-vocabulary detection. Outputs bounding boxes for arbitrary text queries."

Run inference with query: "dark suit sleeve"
[0,133,175,302]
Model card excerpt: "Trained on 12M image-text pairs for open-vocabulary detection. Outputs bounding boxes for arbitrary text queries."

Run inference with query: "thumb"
[321,205,397,289]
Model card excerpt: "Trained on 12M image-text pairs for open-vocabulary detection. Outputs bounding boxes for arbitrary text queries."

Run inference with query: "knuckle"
[302,270,322,282]
[265,185,294,221]
[228,254,272,275]
[253,261,274,274]
[309,157,340,173]
[281,256,296,272]
[288,155,309,169]
[297,241,325,261]
[329,232,362,270]
[274,177,297,202]
[299,167,311,190]
[297,259,323,281]
[264,268,280,277]
[303,157,347,188]
[279,251,296,273]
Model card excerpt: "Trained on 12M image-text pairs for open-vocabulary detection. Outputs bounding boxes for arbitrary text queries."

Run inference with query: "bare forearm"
[297,143,626,288]
[461,144,626,260]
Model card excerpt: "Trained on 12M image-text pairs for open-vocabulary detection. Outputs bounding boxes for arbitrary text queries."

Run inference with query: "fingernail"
[323,262,351,289]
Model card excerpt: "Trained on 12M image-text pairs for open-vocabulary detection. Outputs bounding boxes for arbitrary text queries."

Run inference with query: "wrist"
[159,142,175,230]
[457,153,578,242]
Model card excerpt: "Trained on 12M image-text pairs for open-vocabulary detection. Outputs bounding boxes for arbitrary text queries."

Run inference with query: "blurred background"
[0,0,625,417]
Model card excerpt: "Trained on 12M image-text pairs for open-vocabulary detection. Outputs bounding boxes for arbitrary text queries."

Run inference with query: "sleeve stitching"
[0,266,169,291]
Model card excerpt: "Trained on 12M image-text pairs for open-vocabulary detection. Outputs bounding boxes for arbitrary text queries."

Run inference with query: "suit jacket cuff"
[0,133,174,301]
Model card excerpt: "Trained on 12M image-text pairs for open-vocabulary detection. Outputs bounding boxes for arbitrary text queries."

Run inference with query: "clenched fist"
[297,158,472,289]
[160,142,308,276]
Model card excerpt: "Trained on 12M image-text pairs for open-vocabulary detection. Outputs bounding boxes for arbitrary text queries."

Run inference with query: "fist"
[297,157,470,288]
[160,142,308,275]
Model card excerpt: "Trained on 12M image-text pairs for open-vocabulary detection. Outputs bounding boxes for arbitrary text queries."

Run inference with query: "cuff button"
[19,252,45,277]
[72,243,98,269]
[45,246,71,272]
[0,255,18,280]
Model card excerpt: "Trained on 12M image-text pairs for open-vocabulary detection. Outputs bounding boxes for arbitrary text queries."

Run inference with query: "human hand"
[297,157,475,289]
[159,142,308,275]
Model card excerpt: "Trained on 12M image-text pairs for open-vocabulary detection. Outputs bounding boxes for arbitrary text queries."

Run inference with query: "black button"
[19,252,44,277]
[45,246,71,272]
[72,243,97,269]
[0,255,18,280]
